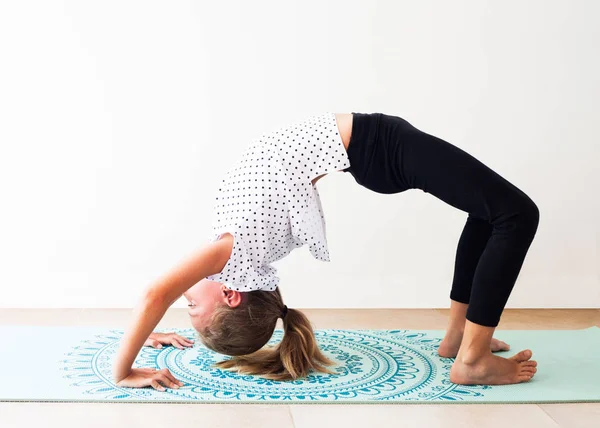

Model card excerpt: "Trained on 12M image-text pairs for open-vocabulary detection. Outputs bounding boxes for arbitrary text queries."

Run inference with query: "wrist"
[113,366,132,383]
[113,346,134,383]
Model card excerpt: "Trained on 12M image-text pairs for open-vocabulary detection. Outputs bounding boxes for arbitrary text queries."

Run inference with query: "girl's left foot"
[438,330,510,358]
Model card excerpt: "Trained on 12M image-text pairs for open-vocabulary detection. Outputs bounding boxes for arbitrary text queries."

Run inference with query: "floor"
[1,308,599,428]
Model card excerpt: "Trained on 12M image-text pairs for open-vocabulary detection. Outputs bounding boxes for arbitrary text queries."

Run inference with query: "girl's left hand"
[143,332,195,349]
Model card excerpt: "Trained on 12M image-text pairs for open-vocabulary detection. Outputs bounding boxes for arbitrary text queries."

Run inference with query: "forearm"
[112,238,232,383]
[113,292,170,382]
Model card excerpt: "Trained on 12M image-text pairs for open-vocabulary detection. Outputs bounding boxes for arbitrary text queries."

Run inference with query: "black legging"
[344,112,539,327]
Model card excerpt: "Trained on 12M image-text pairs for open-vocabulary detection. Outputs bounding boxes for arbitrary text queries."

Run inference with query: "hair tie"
[281,305,288,319]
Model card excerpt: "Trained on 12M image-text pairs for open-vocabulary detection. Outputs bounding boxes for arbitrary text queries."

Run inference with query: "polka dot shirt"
[206,112,351,291]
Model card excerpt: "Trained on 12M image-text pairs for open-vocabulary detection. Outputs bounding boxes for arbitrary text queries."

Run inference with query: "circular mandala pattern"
[61,329,491,402]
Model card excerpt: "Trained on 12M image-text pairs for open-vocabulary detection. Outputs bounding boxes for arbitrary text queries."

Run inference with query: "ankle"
[446,325,465,336]
[456,347,489,365]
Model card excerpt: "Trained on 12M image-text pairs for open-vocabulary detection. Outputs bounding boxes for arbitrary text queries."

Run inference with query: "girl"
[112,112,539,391]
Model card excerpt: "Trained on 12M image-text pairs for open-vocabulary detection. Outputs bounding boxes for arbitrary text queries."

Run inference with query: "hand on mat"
[144,332,194,350]
[116,367,184,391]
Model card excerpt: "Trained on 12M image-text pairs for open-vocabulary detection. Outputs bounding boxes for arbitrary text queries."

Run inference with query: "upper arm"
[147,235,233,304]
[211,233,234,273]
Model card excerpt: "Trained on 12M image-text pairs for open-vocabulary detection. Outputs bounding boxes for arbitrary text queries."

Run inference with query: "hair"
[196,287,336,381]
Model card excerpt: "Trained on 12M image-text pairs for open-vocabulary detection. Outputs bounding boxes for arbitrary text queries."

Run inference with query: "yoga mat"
[1,326,598,404]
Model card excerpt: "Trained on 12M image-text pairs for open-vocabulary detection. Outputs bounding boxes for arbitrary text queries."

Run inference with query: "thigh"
[388,115,527,220]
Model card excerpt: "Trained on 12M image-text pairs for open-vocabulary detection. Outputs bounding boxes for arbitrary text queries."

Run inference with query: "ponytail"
[277,307,336,379]
[198,288,336,381]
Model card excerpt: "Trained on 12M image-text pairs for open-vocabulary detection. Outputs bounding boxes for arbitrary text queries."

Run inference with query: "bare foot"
[438,330,510,358]
[450,349,537,385]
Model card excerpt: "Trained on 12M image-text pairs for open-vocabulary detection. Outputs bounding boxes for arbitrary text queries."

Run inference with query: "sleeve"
[289,183,331,262]
[206,226,279,292]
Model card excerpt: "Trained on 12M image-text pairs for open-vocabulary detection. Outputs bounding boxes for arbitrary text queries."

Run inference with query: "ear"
[219,284,243,308]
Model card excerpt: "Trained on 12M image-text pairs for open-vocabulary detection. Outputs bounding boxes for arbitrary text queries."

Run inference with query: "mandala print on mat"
[61,329,491,402]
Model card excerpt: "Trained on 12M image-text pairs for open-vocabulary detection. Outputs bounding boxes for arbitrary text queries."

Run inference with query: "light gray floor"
[1,308,599,428]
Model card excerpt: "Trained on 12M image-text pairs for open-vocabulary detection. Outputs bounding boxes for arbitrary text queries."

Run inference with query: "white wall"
[0,0,598,309]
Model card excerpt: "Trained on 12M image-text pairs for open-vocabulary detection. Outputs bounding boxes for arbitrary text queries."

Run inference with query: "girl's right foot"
[449,349,537,385]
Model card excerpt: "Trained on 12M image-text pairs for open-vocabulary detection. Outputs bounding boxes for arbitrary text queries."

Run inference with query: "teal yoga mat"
[1,326,598,403]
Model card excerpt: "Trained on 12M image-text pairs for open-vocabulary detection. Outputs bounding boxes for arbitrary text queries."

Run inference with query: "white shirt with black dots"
[206,112,351,292]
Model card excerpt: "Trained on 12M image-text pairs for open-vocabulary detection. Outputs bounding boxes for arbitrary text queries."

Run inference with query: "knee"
[518,197,540,238]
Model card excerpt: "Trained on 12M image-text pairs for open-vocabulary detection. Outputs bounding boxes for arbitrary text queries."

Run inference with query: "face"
[183,278,244,332]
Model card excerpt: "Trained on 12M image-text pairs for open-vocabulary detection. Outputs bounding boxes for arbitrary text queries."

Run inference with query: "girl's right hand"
[115,368,184,391]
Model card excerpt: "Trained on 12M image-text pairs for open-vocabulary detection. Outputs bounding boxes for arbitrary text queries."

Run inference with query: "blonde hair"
[196,287,336,381]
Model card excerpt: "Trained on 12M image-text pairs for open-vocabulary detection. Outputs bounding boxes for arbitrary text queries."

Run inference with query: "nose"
[183,291,191,302]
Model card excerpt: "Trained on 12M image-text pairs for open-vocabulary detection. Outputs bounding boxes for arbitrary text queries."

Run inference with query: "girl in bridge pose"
[112,112,539,391]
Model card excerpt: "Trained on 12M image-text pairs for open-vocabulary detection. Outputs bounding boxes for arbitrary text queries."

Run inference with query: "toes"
[490,339,511,352]
[517,374,534,383]
[521,366,537,375]
[498,341,510,351]
[510,349,533,362]
[519,363,537,381]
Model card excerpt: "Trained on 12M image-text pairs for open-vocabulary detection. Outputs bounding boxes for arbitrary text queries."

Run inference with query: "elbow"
[141,287,169,308]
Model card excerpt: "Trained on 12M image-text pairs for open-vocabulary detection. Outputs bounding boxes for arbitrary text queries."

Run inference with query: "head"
[183,278,335,381]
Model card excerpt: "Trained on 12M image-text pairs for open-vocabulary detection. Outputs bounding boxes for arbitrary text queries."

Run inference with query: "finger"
[180,337,195,346]
[150,379,166,392]
[170,339,184,349]
[160,368,184,387]
[160,369,183,386]
[176,334,195,345]
[156,373,179,389]
[148,339,163,349]
[174,337,192,348]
